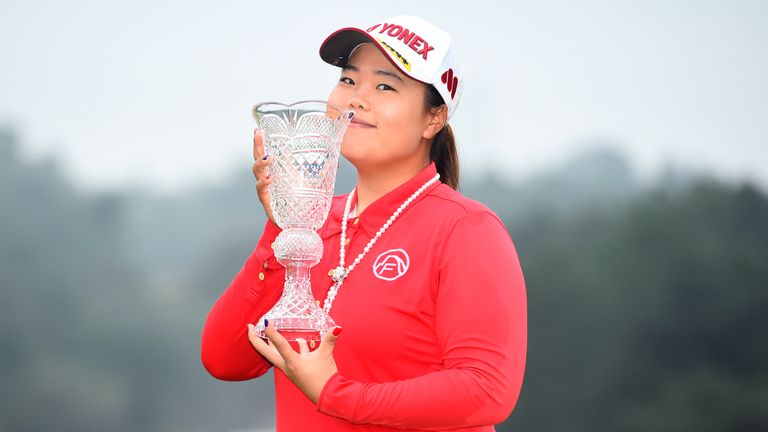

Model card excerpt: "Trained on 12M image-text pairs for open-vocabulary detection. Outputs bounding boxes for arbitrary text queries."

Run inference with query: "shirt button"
[345,238,351,245]
[270,241,275,249]
[263,260,269,269]
[328,269,334,276]
[353,218,359,225]
[258,272,265,281]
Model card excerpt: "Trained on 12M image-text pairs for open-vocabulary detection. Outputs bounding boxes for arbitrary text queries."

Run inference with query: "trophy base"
[258,328,322,352]
[255,315,333,352]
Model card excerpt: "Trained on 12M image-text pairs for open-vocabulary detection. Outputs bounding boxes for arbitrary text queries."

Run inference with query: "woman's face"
[328,43,443,171]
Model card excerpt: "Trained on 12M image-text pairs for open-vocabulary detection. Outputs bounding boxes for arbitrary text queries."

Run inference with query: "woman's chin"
[340,140,367,159]
[340,148,372,169]
[340,151,364,167]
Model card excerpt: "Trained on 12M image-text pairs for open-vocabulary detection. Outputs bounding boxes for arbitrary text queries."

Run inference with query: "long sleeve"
[201,219,286,381]
[316,210,528,429]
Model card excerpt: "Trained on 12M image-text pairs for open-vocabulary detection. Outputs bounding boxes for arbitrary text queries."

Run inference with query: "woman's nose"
[347,94,369,111]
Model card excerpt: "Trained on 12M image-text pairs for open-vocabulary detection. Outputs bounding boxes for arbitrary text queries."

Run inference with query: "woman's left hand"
[247,321,342,404]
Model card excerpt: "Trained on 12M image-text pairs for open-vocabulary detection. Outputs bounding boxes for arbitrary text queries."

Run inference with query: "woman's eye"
[340,77,354,85]
[376,83,395,91]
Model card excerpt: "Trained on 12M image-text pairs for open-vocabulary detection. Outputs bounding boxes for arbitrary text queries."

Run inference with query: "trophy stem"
[256,253,336,351]
[286,261,310,282]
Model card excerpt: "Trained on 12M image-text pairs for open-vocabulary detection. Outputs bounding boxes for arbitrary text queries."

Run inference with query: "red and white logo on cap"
[441,68,459,100]
[373,249,410,281]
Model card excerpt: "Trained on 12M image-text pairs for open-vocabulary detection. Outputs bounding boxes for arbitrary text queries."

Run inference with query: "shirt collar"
[324,162,440,238]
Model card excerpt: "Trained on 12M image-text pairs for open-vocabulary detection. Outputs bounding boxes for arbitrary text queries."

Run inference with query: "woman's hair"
[425,85,460,190]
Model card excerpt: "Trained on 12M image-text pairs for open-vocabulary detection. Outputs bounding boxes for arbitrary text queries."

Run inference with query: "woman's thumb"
[324,326,343,348]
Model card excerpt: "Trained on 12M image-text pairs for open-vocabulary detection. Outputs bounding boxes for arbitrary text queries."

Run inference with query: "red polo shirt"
[201,162,527,431]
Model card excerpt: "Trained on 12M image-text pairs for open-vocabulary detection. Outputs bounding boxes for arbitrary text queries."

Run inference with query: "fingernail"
[254,128,259,134]
[332,327,343,336]
[264,319,269,328]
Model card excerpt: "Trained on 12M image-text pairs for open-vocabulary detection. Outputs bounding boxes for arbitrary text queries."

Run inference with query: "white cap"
[319,15,463,119]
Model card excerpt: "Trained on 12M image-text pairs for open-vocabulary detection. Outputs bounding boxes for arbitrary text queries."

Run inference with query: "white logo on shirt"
[373,249,410,281]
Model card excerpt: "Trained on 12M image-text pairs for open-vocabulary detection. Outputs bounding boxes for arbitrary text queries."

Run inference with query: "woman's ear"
[422,104,448,140]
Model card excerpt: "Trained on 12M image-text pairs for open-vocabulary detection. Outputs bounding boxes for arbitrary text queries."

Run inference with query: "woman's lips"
[350,117,375,128]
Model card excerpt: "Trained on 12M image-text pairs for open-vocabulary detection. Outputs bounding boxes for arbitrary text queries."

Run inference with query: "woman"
[201,15,527,431]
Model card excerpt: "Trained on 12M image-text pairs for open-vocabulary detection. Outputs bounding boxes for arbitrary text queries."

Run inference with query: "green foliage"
[499,180,768,432]
[0,130,273,431]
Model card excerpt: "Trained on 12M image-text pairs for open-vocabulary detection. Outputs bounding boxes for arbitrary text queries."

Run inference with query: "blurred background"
[1,0,767,431]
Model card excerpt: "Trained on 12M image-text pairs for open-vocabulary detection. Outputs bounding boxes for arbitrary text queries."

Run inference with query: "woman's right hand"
[252,128,276,225]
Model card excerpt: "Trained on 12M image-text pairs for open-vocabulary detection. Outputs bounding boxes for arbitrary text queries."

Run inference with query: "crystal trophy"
[251,100,353,349]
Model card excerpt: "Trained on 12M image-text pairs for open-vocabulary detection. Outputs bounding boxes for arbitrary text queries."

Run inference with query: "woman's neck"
[354,159,430,215]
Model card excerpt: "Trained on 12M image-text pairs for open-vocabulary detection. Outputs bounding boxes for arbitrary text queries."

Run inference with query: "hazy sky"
[1,0,766,194]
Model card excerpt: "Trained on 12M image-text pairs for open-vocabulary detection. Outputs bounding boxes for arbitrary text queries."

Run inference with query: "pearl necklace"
[323,173,441,314]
